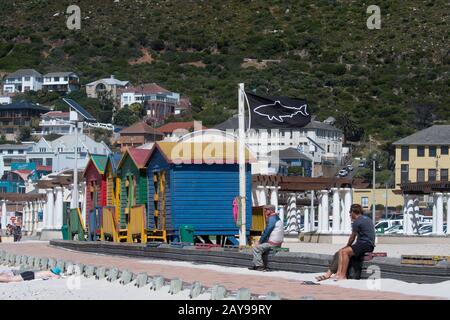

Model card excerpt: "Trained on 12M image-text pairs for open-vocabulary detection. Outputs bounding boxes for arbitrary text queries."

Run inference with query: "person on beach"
[316,204,375,281]
[248,205,284,271]
[0,267,62,283]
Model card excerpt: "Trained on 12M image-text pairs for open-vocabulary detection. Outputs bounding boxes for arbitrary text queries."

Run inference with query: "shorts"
[20,271,35,281]
[351,241,374,258]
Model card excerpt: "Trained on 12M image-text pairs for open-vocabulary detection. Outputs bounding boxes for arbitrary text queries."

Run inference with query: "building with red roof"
[117,121,164,152]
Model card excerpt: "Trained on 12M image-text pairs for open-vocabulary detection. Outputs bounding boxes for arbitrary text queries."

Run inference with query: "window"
[39,148,46,152]
[417,169,425,182]
[401,164,409,183]
[429,146,436,157]
[441,169,448,181]
[54,77,60,82]
[7,150,13,154]
[24,76,30,81]
[46,158,53,167]
[417,146,425,157]
[401,146,409,161]
[441,146,449,155]
[57,147,63,152]
[428,169,436,181]
[361,197,369,208]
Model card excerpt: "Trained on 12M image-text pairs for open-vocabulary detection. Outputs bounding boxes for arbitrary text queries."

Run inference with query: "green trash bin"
[179,225,195,243]
[61,225,69,240]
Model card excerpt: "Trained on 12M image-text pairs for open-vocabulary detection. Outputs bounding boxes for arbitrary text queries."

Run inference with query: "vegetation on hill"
[0,0,449,145]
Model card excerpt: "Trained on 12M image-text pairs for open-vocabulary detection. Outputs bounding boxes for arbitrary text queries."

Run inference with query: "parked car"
[385,224,403,234]
[418,224,432,235]
[375,219,403,233]
[419,223,447,235]
[358,161,366,167]
[338,169,348,177]
[346,165,354,171]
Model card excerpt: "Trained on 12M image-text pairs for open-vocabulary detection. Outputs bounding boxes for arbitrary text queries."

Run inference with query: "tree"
[17,127,32,142]
[335,112,364,144]
[413,104,436,130]
[113,107,140,127]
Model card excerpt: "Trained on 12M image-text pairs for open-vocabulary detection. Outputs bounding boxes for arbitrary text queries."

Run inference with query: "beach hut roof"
[84,154,108,176]
[118,148,152,169]
[148,141,255,164]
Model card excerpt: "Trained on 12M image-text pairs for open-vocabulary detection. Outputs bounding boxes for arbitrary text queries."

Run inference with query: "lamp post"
[372,155,376,225]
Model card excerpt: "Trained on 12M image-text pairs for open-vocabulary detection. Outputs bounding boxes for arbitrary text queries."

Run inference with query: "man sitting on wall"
[332,203,375,280]
[248,205,284,271]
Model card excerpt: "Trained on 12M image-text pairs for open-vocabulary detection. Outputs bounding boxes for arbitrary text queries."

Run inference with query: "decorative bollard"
[134,273,149,288]
[26,256,35,268]
[119,270,134,285]
[19,255,28,267]
[210,285,227,300]
[0,251,7,264]
[265,292,281,300]
[48,258,57,270]
[55,260,65,272]
[14,255,22,267]
[236,288,252,300]
[107,268,120,282]
[39,257,49,270]
[65,262,75,275]
[74,263,85,276]
[33,257,41,269]
[95,267,107,280]
[169,278,183,295]
[84,265,96,278]
[8,254,16,267]
[189,282,203,299]
[150,276,165,291]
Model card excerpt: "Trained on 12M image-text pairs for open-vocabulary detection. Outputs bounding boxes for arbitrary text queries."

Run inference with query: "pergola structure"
[0,193,46,235]
[398,181,450,235]
[251,175,369,235]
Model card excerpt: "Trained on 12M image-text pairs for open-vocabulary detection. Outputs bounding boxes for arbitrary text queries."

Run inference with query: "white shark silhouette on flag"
[245,91,311,129]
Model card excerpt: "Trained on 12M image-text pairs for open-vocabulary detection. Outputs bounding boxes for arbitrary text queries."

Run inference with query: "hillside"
[0,0,449,142]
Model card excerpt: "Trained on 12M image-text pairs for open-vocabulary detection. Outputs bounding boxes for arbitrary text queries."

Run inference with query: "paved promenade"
[0,241,442,300]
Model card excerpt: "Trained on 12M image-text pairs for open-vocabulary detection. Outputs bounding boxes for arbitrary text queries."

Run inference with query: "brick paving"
[0,242,436,300]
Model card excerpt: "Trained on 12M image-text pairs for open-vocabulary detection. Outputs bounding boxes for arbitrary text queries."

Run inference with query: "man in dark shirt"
[333,203,375,280]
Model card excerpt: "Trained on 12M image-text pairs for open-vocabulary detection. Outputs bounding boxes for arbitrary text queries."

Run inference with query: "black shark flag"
[245,91,311,129]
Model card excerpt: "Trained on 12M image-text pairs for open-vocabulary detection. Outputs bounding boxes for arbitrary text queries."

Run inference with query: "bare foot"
[331,275,347,281]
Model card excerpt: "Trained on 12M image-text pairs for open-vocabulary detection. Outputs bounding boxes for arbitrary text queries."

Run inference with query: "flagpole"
[238,83,247,247]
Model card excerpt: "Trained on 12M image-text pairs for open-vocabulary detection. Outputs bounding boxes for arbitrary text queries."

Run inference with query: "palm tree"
[335,112,363,144]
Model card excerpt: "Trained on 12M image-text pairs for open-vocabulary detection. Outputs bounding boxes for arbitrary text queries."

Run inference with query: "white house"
[215,116,345,165]
[27,134,111,172]
[0,96,12,105]
[2,69,43,93]
[0,143,35,175]
[42,72,80,93]
[36,111,76,136]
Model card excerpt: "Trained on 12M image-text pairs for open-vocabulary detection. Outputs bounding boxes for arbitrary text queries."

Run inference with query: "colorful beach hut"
[145,141,253,244]
[117,148,151,229]
[84,155,108,214]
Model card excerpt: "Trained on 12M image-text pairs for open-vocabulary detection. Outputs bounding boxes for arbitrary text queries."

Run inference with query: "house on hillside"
[119,83,180,122]
[42,72,80,93]
[156,121,207,140]
[86,75,129,100]
[0,101,50,140]
[2,69,43,94]
[36,111,75,136]
[27,134,111,172]
[117,121,164,151]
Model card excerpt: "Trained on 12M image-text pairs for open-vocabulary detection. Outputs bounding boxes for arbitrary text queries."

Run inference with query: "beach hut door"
[153,170,166,230]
